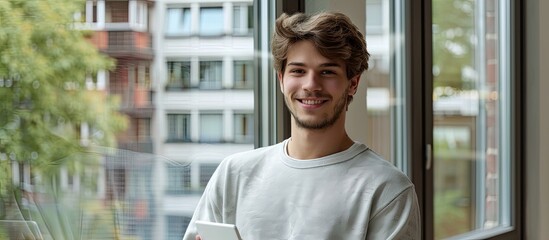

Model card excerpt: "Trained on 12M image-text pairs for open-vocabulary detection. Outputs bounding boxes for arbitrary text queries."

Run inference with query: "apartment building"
[77,0,254,239]
[152,1,255,238]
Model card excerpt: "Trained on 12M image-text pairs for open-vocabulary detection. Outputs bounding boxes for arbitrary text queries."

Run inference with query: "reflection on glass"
[364,0,408,171]
[2,0,256,239]
[433,0,510,238]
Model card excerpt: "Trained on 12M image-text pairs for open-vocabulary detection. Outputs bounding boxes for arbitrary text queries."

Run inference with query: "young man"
[183,12,420,240]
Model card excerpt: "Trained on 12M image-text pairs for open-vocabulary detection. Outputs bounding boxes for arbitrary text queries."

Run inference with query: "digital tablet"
[195,220,243,240]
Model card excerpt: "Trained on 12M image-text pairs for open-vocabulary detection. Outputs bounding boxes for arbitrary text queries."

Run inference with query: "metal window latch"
[425,144,432,170]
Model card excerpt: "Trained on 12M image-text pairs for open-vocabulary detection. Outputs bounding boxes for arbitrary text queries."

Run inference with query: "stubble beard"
[286,90,349,130]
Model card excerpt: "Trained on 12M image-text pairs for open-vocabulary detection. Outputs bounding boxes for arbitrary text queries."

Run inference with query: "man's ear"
[349,74,361,95]
[278,71,284,93]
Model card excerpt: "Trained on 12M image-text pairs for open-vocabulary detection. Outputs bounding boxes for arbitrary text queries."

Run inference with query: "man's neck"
[287,121,355,160]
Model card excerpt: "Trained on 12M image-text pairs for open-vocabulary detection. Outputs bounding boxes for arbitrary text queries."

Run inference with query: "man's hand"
[195,235,201,240]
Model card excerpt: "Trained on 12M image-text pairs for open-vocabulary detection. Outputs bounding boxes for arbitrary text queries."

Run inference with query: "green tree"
[0,0,127,238]
[433,0,475,91]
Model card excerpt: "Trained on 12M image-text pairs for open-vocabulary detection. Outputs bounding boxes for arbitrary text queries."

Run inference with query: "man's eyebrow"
[286,62,342,67]
[319,62,342,68]
[286,62,305,67]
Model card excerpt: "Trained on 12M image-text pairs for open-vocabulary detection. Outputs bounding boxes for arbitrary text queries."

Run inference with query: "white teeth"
[302,99,323,105]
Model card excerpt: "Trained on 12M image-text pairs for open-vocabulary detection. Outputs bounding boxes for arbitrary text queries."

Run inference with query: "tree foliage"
[433,0,475,90]
[0,0,127,198]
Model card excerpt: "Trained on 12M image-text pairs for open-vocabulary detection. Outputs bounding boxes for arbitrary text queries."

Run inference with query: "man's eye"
[321,70,335,75]
[290,69,305,74]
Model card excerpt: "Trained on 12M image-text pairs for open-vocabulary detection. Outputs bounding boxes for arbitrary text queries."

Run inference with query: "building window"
[166,8,191,36]
[199,164,219,188]
[199,113,223,143]
[137,64,151,88]
[234,113,254,143]
[105,1,129,23]
[106,168,126,201]
[166,165,191,195]
[167,114,191,142]
[167,61,191,90]
[199,7,224,36]
[233,60,254,89]
[166,215,192,240]
[135,1,148,27]
[136,118,150,142]
[233,4,253,35]
[199,61,223,89]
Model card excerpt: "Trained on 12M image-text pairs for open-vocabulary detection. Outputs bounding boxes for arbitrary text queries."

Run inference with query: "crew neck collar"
[278,138,368,169]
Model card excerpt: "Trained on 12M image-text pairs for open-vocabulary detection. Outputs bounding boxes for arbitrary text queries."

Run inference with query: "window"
[199,164,219,188]
[106,168,126,201]
[166,165,191,194]
[105,1,128,23]
[166,8,191,36]
[166,215,192,240]
[167,61,191,90]
[199,7,223,36]
[303,0,521,239]
[85,70,107,90]
[432,0,516,238]
[233,4,254,35]
[136,64,151,88]
[4,1,259,240]
[233,60,254,89]
[136,118,150,142]
[167,114,191,142]
[199,61,223,89]
[234,113,254,143]
[199,113,223,142]
[135,1,148,27]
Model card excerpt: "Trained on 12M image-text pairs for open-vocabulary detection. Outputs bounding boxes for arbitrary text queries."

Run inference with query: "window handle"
[425,144,432,170]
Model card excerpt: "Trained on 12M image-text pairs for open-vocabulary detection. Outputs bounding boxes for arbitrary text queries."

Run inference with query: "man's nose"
[302,72,322,91]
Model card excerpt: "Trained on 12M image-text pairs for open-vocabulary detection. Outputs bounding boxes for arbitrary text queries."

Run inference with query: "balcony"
[117,140,154,154]
[111,85,154,117]
[88,31,153,60]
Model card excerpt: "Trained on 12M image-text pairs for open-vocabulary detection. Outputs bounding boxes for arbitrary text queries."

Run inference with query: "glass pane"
[432,0,511,238]
[1,1,257,239]
[167,114,191,142]
[199,61,223,89]
[233,60,254,89]
[233,4,253,35]
[166,8,191,36]
[167,61,191,89]
[234,113,254,143]
[199,7,223,35]
[364,0,409,171]
[199,114,223,142]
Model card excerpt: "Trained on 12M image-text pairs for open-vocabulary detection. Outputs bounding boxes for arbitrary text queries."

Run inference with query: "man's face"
[278,40,359,130]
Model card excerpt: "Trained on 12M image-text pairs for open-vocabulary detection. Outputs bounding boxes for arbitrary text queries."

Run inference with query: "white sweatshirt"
[183,139,421,240]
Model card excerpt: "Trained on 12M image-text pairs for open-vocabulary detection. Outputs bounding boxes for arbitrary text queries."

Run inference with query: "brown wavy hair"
[272,12,370,79]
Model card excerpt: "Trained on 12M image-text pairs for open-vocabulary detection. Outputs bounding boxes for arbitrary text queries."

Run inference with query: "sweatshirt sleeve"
[365,186,421,240]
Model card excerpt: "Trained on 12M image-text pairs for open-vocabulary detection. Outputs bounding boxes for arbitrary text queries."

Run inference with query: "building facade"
[153,1,255,238]
[82,0,254,239]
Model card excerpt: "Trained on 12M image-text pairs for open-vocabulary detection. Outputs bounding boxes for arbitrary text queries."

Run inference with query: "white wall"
[525,0,549,238]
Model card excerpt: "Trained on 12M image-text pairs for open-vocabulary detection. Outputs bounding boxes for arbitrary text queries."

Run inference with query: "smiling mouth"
[298,99,327,105]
